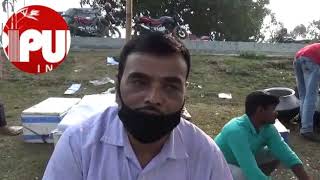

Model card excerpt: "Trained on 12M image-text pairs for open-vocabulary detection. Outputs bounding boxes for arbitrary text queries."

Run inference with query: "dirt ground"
[0,51,319,180]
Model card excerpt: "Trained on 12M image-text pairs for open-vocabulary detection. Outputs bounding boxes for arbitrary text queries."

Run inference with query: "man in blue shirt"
[43,32,232,180]
[215,91,310,180]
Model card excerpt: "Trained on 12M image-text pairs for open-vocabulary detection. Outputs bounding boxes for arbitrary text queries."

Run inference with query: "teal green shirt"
[214,114,302,180]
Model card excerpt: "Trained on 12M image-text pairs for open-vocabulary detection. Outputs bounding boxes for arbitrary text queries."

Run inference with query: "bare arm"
[291,164,310,180]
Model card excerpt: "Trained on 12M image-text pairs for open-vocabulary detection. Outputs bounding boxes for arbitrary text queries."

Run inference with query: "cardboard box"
[21,97,81,143]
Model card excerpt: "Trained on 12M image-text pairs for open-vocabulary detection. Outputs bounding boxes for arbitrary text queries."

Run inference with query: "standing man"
[294,43,320,142]
[43,32,232,180]
[0,102,23,136]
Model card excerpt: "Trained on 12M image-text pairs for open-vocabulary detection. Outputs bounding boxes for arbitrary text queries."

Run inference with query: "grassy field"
[0,50,319,179]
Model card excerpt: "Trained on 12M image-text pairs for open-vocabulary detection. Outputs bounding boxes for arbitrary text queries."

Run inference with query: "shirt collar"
[162,124,189,160]
[100,108,125,146]
[243,114,258,135]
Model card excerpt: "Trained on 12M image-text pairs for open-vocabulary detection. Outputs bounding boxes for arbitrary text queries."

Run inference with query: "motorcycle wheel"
[68,23,78,37]
[173,27,188,39]
[209,32,215,41]
[109,27,121,38]
[133,26,147,37]
[97,23,121,38]
[133,29,139,36]
[69,27,76,36]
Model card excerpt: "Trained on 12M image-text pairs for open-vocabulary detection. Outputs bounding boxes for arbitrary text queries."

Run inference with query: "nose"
[144,85,163,107]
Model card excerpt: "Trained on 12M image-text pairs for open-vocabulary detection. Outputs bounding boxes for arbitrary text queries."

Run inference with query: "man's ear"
[184,81,189,94]
[115,74,120,89]
[256,106,265,113]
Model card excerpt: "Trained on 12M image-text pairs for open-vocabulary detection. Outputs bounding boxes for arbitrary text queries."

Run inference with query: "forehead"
[123,52,188,79]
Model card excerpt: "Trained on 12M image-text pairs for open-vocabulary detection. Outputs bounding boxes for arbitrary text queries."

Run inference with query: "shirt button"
[138,175,144,180]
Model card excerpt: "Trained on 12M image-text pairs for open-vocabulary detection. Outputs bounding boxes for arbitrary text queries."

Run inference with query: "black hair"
[245,91,280,116]
[118,32,191,80]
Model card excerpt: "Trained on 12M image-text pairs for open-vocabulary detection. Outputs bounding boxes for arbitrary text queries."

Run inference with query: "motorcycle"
[63,8,121,38]
[132,14,188,39]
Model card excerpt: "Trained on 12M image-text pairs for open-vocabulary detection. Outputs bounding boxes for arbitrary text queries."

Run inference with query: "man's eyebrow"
[162,77,183,85]
[127,72,183,84]
[127,72,150,79]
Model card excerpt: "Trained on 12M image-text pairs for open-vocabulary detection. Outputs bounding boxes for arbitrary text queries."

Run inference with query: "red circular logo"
[2,5,71,74]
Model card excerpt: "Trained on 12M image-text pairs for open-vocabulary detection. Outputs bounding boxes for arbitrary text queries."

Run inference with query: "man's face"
[118,52,188,115]
[259,105,278,124]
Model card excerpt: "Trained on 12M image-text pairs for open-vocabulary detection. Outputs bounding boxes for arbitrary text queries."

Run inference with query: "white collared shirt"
[43,106,232,180]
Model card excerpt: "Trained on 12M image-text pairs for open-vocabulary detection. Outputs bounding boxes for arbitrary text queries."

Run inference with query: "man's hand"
[291,164,310,180]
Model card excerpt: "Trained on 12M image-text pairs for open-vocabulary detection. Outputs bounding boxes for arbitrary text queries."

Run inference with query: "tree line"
[80,0,320,42]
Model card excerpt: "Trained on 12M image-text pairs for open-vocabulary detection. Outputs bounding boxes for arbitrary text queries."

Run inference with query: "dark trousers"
[0,103,7,127]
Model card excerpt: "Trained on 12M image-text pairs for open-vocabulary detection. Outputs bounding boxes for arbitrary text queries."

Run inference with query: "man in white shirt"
[43,32,232,180]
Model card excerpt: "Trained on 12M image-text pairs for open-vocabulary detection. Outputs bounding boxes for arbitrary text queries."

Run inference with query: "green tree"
[306,20,320,41]
[290,24,307,39]
[133,0,271,41]
[80,0,270,41]
[260,12,286,42]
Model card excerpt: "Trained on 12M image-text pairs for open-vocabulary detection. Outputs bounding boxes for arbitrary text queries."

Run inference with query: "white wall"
[70,37,305,57]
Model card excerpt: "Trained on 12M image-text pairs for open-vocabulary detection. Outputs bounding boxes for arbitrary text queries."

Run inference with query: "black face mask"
[118,103,182,144]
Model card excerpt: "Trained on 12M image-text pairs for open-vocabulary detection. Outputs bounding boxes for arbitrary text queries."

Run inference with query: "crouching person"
[214,91,310,180]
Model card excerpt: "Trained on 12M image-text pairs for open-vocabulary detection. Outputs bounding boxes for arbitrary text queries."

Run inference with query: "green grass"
[0,51,319,180]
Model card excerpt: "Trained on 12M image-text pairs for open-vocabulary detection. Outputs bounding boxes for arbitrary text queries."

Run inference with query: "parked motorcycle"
[62,8,121,38]
[132,14,188,39]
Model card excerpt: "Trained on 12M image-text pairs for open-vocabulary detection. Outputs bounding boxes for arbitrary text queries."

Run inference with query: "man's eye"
[165,84,179,91]
[132,79,146,86]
